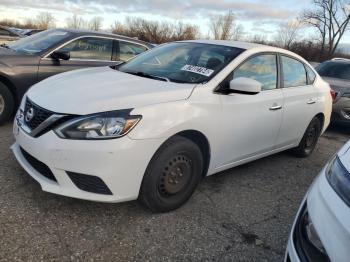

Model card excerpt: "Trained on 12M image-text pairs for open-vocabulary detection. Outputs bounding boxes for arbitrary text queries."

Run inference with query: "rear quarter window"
[306,65,316,84]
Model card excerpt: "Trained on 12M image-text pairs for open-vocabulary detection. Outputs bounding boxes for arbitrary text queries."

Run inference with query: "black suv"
[0,29,153,124]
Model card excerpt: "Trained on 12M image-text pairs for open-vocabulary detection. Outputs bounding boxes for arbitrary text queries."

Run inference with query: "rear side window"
[282,56,307,87]
[233,54,277,91]
[316,62,350,80]
[59,37,113,61]
[306,66,316,84]
[118,41,148,62]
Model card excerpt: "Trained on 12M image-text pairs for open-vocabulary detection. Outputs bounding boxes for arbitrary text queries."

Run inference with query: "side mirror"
[229,77,262,94]
[51,51,70,61]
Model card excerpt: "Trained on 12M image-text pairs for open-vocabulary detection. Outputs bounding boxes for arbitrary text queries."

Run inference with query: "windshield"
[9,29,70,54]
[118,42,244,84]
[316,61,350,81]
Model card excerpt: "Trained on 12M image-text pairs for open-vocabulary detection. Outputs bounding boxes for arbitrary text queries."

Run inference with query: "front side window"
[118,41,148,62]
[118,42,243,83]
[59,37,113,61]
[233,54,277,91]
[282,56,307,87]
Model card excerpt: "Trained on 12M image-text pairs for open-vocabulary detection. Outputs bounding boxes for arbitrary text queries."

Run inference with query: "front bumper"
[285,167,350,261]
[12,119,163,203]
[332,97,350,123]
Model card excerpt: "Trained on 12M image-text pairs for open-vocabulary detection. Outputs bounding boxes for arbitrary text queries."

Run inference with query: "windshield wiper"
[124,71,170,82]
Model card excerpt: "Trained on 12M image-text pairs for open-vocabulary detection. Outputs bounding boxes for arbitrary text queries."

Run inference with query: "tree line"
[1,0,349,61]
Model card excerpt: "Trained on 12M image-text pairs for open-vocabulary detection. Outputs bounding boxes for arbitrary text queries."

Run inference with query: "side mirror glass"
[51,51,70,61]
[229,77,262,94]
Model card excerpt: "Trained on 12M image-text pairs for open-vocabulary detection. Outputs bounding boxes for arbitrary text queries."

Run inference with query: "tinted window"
[118,41,147,62]
[233,54,277,90]
[0,29,10,36]
[60,37,113,60]
[282,56,307,87]
[119,42,243,84]
[9,30,70,54]
[316,62,350,80]
[306,65,316,84]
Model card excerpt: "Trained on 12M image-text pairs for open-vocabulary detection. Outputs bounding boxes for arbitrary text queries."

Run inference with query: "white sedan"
[12,40,332,212]
[286,140,350,262]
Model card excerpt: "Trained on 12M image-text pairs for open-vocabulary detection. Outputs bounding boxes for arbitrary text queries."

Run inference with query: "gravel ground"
[0,122,349,262]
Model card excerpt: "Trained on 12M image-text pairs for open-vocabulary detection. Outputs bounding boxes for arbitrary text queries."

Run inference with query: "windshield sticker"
[181,65,214,77]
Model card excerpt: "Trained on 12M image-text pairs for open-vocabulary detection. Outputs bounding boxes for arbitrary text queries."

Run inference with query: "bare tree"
[89,17,103,31]
[275,20,302,49]
[209,11,244,40]
[302,0,350,58]
[111,17,199,43]
[66,14,86,29]
[35,12,55,29]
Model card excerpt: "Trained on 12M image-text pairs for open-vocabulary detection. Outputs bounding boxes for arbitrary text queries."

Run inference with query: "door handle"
[269,105,282,111]
[307,99,316,105]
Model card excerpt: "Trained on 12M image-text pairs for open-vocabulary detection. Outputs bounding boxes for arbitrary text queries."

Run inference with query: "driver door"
[217,53,284,168]
[38,37,118,81]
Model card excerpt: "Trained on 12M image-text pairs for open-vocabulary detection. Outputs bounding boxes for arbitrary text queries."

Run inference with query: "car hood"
[27,67,196,115]
[0,46,39,67]
[322,77,350,94]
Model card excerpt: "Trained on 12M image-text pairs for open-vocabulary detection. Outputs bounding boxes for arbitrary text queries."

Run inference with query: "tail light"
[330,88,337,102]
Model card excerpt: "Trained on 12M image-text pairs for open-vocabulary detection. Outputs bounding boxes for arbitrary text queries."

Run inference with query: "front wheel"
[0,82,15,125]
[291,117,321,158]
[139,136,203,213]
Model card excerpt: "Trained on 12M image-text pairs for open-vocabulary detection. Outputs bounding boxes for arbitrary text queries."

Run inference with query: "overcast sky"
[1,0,350,43]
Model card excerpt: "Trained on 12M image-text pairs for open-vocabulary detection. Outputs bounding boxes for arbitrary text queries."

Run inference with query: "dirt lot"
[0,122,349,262]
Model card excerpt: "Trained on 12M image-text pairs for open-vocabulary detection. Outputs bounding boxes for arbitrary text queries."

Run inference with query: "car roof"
[54,28,153,48]
[324,58,350,64]
[180,39,307,61]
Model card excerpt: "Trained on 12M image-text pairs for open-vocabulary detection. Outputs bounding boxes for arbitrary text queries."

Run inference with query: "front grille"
[20,147,57,182]
[67,172,112,195]
[24,98,54,130]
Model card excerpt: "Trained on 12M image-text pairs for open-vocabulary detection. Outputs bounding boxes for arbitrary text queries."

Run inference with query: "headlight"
[326,156,350,207]
[55,110,141,140]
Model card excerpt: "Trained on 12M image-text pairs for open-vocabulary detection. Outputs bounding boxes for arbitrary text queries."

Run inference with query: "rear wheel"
[139,136,203,212]
[291,117,321,157]
[0,82,15,125]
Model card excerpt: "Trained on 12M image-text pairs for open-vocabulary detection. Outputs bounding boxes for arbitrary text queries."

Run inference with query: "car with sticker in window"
[12,40,332,212]
[0,29,153,124]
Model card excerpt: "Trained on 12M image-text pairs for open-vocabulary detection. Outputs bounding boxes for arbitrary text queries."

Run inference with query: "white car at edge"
[286,140,350,262]
[11,40,332,212]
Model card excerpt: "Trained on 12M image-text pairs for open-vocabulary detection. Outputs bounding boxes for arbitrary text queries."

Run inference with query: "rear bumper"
[12,120,163,203]
[332,97,350,123]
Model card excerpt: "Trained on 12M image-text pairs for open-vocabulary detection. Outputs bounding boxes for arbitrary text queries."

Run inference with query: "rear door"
[37,36,117,81]
[218,53,284,167]
[275,55,319,148]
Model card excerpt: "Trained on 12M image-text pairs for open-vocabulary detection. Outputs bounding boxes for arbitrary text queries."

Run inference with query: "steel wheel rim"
[158,154,192,197]
[0,94,4,115]
[306,125,317,148]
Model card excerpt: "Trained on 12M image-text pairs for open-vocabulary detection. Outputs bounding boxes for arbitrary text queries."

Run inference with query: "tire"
[139,136,203,213]
[0,82,15,125]
[291,117,321,158]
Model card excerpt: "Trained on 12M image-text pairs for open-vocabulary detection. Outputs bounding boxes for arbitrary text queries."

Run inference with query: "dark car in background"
[0,29,153,123]
[0,26,24,45]
[316,58,350,124]
[21,29,44,36]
